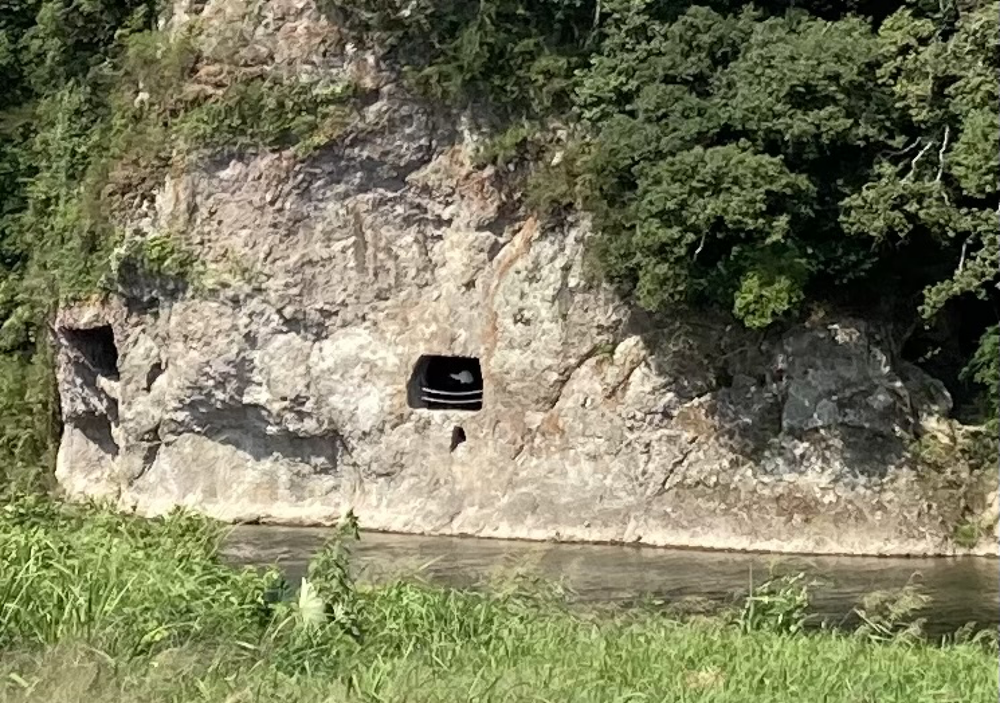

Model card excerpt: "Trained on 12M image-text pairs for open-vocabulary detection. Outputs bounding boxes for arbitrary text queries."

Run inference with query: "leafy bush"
[322,0,597,117]
[303,509,363,639]
[174,78,356,151]
[734,571,812,635]
[961,326,999,427]
[853,583,931,643]
[109,232,202,285]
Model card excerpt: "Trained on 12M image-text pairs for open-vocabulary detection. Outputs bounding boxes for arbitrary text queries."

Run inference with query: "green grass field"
[0,496,996,703]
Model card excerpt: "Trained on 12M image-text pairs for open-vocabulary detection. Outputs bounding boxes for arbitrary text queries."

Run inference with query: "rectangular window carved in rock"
[408,355,483,411]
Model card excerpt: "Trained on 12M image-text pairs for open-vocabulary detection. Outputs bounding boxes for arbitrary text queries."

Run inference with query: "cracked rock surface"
[52,0,997,556]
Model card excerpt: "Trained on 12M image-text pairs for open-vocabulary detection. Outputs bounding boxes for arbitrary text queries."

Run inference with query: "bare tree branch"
[904,141,934,181]
[935,125,950,182]
[958,237,969,272]
[889,138,922,157]
[693,232,706,260]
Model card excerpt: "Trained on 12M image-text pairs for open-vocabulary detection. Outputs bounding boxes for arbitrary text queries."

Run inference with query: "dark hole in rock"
[450,426,467,452]
[145,361,164,390]
[715,366,734,389]
[77,413,119,458]
[63,325,119,379]
[407,355,483,411]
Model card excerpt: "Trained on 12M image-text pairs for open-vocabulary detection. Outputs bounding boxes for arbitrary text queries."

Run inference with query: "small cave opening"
[62,325,120,380]
[59,324,121,459]
[450,426,467,452]
[714,366,734,389]
[407,355,483,411]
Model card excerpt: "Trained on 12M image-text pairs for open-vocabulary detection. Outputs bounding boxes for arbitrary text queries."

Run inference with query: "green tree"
[842,1,999,415]
[322,0,598,116]
[579,6,896,326]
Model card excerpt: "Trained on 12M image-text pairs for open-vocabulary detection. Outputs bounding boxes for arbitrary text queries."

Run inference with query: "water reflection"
[221,526,999,637]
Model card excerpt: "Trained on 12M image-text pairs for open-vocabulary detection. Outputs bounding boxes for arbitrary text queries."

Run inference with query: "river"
[221,526,999,638]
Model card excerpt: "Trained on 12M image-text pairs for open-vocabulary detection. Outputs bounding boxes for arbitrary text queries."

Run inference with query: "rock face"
[53,0,997,556]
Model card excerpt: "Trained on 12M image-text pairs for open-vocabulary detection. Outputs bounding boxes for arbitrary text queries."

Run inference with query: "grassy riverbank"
[1,497,996,703]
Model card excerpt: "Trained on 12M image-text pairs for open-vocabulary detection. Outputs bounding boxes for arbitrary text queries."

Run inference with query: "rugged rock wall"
[53,0,998,555]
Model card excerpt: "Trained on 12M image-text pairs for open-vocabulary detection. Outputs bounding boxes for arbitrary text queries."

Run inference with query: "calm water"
[221,526,999,637]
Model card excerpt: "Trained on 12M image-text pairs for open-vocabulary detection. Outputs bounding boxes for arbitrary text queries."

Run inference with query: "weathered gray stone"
[51,0,998,556]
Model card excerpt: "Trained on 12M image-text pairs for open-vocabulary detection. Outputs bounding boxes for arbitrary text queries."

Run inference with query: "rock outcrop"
[52,0,997,556]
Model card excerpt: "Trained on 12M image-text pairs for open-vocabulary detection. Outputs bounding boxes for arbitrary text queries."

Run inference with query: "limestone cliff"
[53,0,998,556]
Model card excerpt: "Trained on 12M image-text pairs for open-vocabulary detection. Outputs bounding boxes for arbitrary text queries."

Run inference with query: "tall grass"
[0,495,996,702]
[0,494,282,654]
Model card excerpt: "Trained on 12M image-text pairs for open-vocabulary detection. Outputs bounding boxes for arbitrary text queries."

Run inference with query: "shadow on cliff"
[76,413,120,458]
[168,400,345,475]
[627,307,909,479]
[112,257,190,317]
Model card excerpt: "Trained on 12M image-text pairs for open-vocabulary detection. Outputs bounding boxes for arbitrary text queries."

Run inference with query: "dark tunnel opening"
[407,355,483,411]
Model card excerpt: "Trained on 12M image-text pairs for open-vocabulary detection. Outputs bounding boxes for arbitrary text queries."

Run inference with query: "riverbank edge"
[113,497,1000,558]
[226,522,1000,560]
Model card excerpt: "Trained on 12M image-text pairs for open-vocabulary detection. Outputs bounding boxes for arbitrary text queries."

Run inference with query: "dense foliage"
[0,0,996,484]
[0,498,996,702]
